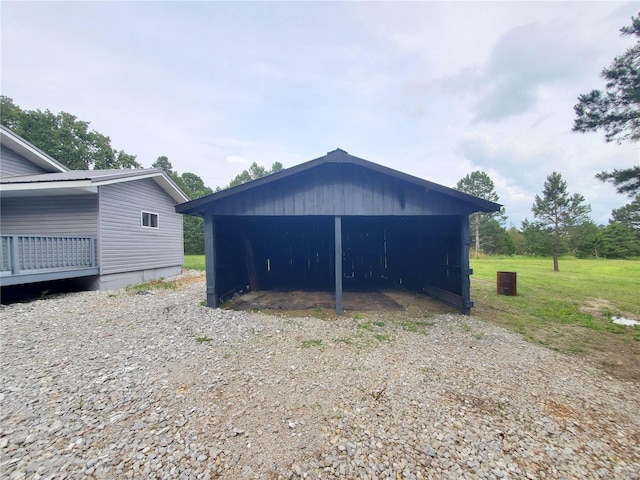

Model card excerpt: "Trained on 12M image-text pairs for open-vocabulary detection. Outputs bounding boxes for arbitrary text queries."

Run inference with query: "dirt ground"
[177,271,457,317]
[225,287,459,320]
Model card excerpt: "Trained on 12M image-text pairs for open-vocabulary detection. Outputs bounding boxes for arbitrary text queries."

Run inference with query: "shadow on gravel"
[1,279,88,305]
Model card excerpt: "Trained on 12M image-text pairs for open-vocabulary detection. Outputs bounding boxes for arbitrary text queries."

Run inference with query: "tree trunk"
[553,228,559,272]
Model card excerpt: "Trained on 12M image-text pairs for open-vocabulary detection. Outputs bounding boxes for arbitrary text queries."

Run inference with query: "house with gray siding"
[1,125,188,290]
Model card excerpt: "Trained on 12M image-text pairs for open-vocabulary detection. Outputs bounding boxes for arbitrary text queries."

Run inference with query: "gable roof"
[0,126,189,203]
[176,148,502,216]
[0,125,69,173]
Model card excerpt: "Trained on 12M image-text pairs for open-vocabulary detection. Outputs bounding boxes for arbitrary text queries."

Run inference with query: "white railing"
[1,235,97,275]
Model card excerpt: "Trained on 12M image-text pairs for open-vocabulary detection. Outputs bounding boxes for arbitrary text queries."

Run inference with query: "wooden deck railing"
[1,235,97,275]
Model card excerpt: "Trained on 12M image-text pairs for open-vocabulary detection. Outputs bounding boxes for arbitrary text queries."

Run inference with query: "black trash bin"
[497,271,517,296]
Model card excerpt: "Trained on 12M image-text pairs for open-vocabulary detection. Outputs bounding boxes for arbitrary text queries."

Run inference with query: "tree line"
[2,12,638,266]
[455,170,640,269]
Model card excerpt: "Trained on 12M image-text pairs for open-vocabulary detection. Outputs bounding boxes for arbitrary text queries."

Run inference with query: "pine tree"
[532,172,591,271]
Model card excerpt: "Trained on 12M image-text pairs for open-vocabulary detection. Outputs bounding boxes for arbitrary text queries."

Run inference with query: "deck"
[0,235,99,286]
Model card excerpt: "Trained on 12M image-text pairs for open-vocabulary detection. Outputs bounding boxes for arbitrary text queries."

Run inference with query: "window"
[141,211,159,229]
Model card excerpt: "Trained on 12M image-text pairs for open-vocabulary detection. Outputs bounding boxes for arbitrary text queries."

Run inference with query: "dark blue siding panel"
[208,164,469,216]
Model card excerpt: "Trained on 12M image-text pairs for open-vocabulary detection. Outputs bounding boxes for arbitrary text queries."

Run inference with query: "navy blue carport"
[176,149,501,315]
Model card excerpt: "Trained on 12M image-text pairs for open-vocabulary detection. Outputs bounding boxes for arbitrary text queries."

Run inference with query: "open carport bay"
[214,215,464,303]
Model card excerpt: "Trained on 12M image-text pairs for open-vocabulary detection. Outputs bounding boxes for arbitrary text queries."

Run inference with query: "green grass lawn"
[183,254,206,271]
[470,256,639,380]
[470,256,640,331]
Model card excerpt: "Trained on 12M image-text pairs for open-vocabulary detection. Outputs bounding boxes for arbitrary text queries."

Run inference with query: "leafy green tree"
[455,171,505,257]
[521,219,555,257]
[611,195,640,236]
[152,155,213,199]
[507,226,527,255]
[479,218,515,255]
[183,217,206,255]
[596,167,640,197]
[151,156,175,176]
[109,150,139,170]
[568,220,640,259]
[570,221,604,258]
[152,156,214,255]
[531,172,591,271]
[174,172,214,254]
[0,96,140,169]
[601,222,640,258]
[0,95,23,129]
[153,156,286,254]
[573,13,640,200]
[176,172,212,199]
[573,13,640,144]
[223,161,284,189]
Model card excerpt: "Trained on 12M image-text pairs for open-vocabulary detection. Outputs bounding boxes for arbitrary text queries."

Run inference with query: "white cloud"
[225,156,247,165]
[1,0,637,226]
[454,18,600,122]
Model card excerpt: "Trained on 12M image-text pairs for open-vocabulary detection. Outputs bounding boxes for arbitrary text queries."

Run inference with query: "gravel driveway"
[1,272,639,479]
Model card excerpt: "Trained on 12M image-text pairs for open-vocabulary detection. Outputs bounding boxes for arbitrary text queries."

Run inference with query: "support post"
[334,216,343,315]
[89,238,96,267]
[460,215,473,314]
[204,214,218,307]
[10,236,20,275]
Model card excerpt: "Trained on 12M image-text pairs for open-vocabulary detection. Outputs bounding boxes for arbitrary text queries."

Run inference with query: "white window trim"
[141,211,160,229]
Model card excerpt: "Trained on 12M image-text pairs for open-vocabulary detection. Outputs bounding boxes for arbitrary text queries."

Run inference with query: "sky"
[1,1,638,227]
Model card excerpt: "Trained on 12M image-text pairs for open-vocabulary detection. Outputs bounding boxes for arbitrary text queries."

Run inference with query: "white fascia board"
[0,180,96,192]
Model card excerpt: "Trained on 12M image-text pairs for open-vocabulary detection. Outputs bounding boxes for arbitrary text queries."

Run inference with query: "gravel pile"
[1,273,639,479]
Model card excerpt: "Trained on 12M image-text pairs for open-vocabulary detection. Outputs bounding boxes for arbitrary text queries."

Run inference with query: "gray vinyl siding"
[99,179,183,275]
[0,195,98,236]
[1,146,48,177]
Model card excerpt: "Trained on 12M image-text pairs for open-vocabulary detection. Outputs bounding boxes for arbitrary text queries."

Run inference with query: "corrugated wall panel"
[1,146,49,177]
[1,195,98,236]
[99,179,183,275]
